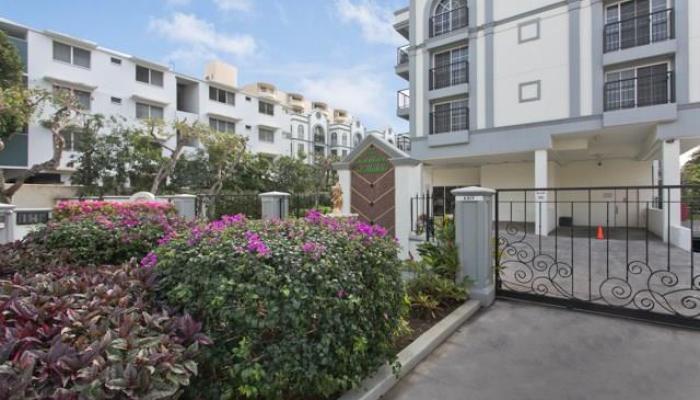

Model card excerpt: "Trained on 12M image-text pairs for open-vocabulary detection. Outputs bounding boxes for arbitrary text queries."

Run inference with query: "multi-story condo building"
[0,17,394,184]
[387,0,700,246]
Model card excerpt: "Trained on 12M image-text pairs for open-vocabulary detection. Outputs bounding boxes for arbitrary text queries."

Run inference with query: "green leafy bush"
[151,211,405,399]
[405,218,469,319]
[24,201,191,267]
[0,263,210,399]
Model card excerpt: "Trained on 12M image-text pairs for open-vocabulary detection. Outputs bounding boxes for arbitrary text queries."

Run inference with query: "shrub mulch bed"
[393,301,463,354]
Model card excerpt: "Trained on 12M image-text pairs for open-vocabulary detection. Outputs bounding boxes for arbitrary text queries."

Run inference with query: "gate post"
[0,204,17,245]
[452,187,496,307]
[259,192,290,220]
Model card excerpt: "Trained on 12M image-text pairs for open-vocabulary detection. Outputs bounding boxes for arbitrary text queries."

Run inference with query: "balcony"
[430,106,468,135]
[430,61,468,90]
[396,45,409,80]
[397,89,410,120]
[604,71,675,112]
[396,135,411,152]
[430,7,468,38]
[394,7,409,39]
[604,9,674,53]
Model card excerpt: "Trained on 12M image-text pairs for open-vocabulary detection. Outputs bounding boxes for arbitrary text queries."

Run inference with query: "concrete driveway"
[385,300,700,400]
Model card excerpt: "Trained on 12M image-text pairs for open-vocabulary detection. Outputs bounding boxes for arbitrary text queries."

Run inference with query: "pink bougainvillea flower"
[140,252,158,268]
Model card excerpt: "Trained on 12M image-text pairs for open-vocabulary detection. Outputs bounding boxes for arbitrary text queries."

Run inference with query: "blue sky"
[0,0,409,130]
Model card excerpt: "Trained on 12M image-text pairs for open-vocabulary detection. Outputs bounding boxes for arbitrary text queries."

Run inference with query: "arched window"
[433,0,467,36]
[314,126,325,144]
[297,125,305,139]
[330,132,338,146]
[342,133,348,146]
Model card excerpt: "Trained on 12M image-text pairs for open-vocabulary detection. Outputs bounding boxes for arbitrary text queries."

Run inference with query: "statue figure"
[331,182,343,215]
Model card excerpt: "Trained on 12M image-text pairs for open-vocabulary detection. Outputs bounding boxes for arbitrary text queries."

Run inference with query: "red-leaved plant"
[0,263,210,399]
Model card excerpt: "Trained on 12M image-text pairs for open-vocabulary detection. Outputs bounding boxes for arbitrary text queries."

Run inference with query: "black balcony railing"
[397,45,409,66]
[604,71,675,111]
[430,7,468,37]
[396,135,411,152]
[397,89,410,113]
[430,61,468,90]
[430,106,469,135]
[604,9,674,53]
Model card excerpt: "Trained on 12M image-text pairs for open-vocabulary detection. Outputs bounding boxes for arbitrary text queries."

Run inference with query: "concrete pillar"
[170,194,197,220]
[259,192,290,220]
[337,169,352,215]
[452,187,496,307]
[0,204,17,245]
[534,149,549,236]
[395,162,423,259]
[662,139,681,227]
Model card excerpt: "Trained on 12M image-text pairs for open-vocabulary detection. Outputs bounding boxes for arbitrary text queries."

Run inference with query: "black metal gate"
[495,185,700,328]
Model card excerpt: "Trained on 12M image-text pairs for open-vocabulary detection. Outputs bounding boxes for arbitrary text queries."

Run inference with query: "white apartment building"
[0,18,399,184]
[378,0,700,248]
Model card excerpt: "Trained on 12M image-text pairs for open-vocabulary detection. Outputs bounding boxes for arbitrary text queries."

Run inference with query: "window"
[61,125,89,152]
[259,101,274,115]
[604,63,672,111]
[432,0,468,37]
[431,99,468,134]
[297,144,305,157]
[209,86,235,105]
[432,46,468,89]
[259,127,275,143]
[111,97,122,105]
[297,125,305,139]
[53,85,91,111]
[604,0,672,52]
[136,102,164,120]
[342,133,348,146]
[52,41,91,68]
[110,57,122,65]
[314,126,325,143]
[210,118,236,133]
[331,132,338,146]
[354,133,363,146]
[136,65,164,87]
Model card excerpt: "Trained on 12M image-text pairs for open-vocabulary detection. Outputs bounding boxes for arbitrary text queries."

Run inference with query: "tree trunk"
[150,144,184,195]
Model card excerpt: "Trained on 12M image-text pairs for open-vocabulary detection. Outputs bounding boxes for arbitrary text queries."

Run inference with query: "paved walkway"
[385,300,700,400]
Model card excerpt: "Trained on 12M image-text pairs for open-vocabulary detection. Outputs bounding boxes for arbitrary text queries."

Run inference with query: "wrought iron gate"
[495,185,700,328]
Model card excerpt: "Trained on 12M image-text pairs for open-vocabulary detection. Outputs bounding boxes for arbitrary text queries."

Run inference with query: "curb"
[338,300,481,400]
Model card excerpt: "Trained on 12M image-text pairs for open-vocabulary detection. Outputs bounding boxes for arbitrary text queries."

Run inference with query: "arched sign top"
[351,145,392,175]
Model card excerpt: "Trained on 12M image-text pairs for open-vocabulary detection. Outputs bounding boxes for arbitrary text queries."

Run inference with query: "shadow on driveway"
[385,300,700,400]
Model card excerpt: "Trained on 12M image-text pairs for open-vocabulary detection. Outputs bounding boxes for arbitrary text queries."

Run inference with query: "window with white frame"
[259,127,275,143]
[136,65,164,87]
[604,62,672,111]
[53,85,91,111]
[297,125,305,140]
[209,118,236,133]
[432,0,468,37]
[259,101,274,116]
[135,102,164,120]
[431,98,468,134]
[209,86,235,105]
[297,143,305,157]
[432,46,468,89]
[52,41,91,68]
[61,125,89,152]
[604,0,672,52]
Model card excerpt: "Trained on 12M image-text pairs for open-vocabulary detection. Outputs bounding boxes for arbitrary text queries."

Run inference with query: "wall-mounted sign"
[351,146,392,175]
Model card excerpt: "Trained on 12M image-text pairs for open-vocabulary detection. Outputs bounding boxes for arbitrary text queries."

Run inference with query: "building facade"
[0,18,397,183]
[387,0,700,247]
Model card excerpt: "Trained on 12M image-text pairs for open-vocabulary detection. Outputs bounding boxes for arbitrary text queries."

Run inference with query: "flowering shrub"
[0,263,210,399]
[152,211,405,399]
[25,200,190,266]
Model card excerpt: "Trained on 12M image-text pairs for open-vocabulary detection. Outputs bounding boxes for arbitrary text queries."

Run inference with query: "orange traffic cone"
[596,225,604,240]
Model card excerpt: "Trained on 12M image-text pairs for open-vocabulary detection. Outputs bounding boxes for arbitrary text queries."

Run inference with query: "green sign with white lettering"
[351,146,391,175]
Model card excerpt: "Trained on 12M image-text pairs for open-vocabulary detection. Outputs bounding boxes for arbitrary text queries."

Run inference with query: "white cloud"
[164,0,191,6]
[149,13,256,58]
[297,66,395,128]
[335,0,404,46]
[213,0,252,12]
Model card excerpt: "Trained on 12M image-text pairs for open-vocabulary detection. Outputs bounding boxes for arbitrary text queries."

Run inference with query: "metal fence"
[495,185,700,328]
[410,191,457,241]
[604,8,674,53]
[196,192,332,221]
